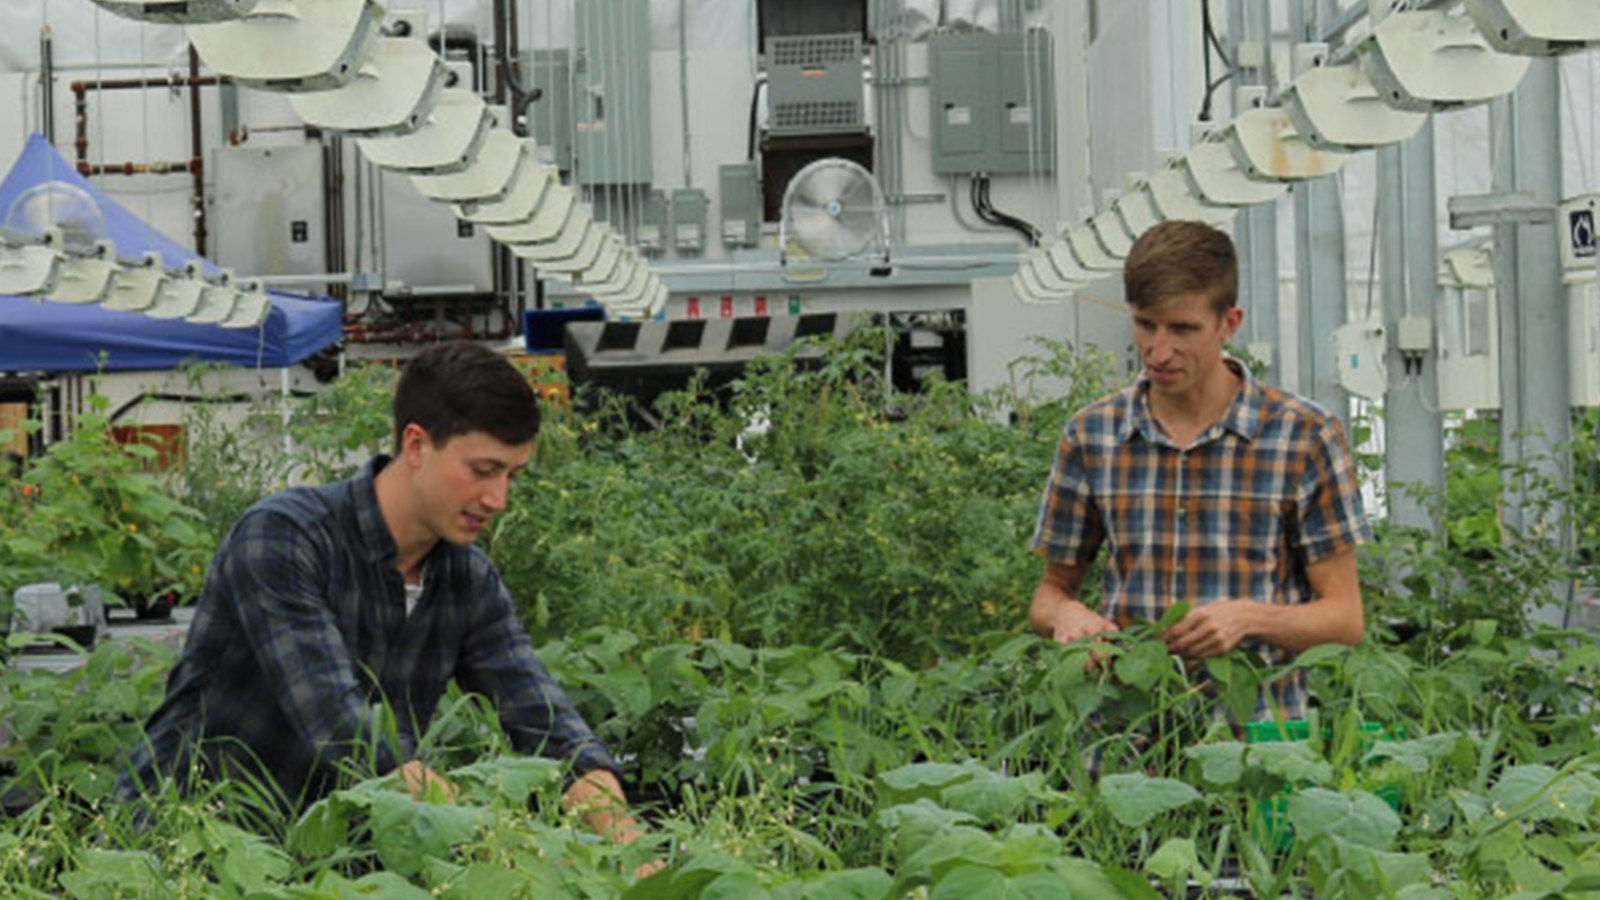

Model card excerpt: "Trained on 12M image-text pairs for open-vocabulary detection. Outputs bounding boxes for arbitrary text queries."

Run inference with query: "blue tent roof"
[0,134,343,373]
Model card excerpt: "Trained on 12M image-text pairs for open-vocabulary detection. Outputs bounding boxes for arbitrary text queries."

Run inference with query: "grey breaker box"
[929,31,1056,175]
[672,187,709,255]
[213,144,326,278]
[574,0,652,185]
[520,48,574,172]
[766,33,866,136]
[638,189,668,256]
[719,163,762,247]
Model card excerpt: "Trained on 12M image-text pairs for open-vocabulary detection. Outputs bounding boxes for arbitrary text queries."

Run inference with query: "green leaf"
[930,865,1071,900]
[1368,734,1464,775]
[1247,742,1334,786]
[450,755,562,804]
[1154,602,1192,634]
[1097,774,1201,829]
[902,828,1002,880]
[366,790,494,878]
[1143,838,1204,885]
[58,850,164,900]
[1490,765,1600,825]
[1186,743,1246,786]
[877,800,981,861]
[1056,859,1156,900]
[796,868,893,900]
[1286,788,1402,851]
[1114,640,1171,693]
[941,770,1053,824]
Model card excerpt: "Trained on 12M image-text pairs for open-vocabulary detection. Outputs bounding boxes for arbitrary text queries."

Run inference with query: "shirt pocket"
[1227,496,1294,572]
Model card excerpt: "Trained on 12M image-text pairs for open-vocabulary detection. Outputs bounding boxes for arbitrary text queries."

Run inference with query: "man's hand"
[1160,601,1259,660]
[1042,600,1121,645]
[563,769,664,879]
[397,760,459,803]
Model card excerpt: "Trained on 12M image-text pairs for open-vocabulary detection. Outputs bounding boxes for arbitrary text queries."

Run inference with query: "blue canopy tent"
[0,134,342,373]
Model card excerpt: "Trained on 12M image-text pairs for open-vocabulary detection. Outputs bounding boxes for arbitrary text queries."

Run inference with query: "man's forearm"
[1249,593,1364,654]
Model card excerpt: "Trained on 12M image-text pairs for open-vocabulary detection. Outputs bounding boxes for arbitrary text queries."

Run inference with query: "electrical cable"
[1198,0,1236,123]
[972,176,1041,245]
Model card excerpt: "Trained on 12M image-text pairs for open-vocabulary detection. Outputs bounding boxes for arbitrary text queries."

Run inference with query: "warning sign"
[1573,208,1597,259]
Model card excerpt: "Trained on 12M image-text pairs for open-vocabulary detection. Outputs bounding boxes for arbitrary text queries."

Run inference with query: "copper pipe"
[187,45,208,256]
[78,159,201,177]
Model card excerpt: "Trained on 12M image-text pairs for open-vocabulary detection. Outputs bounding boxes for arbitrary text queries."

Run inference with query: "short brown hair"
[392,342,540,452]
[1123,220,1238,314]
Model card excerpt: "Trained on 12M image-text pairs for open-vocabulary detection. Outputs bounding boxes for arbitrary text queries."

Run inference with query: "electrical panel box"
[520,48,573,172]
[380,168,494,293]
[672,188,709,255]
[574,0,652,185]
[719,163,762,248]
[212,144,326,278]
[638,190,668,256]
[929,31,1056,175]
[1397,316,1433,353]
[767,34,866,136]
[1334,320,1389,401]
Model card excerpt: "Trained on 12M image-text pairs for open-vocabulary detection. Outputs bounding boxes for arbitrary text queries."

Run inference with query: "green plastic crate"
[1245,720,1404,851]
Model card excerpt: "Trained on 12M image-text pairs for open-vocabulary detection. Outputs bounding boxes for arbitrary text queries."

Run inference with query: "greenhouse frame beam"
[1378,121,1445,532]
[1228,0,1280,384]
[1491,59,1570,628]
[1290,0,1350,432]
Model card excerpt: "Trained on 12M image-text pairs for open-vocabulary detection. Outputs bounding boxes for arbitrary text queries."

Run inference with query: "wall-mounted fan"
[779,158,889,279]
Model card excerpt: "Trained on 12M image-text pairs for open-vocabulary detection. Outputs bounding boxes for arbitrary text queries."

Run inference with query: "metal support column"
[1051,0,1093,229]
[1378,121,1445,531]
[1291,0,1350,431]
[1229,0,1279,383]
[1491,59,1570,627]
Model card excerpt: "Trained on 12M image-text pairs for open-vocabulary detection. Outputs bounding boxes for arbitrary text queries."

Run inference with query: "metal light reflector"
[1464,0,1600,56]
[513,206,594,265]
[1090,210,1134,259]
[1113,184,1163,242]
[578,249,639,298]
[50,240,117,304]
[589,261,651,303]
[1066,223,1121,273]
[187,0,383,93]
[1182,138,1288,205]
[1044,238,1098,284]
[1355,10,1531,112]
[0,229,64,296]
[146,262,208,319]
[288,37,446,137]
[221,280,273,328]
[1025,246,1083,294]
[92,0,258,25]
[185,271,239,324]
[1146,168,1235,226]
[454,150,553,224]
[102,252,167,312]
[410,129,521,204]
[538,223,608,276]
[358,90,492,174]
[577,234,624,286]
[1223,107,1349,182]
[1281,63,1428,151]
[488,182,574,245]
[1014,263,1066,305]
[605,275,662,316]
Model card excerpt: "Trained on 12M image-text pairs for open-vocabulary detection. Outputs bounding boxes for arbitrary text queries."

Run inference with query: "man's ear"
[399,422,432,465]
[1222,306,1244,339]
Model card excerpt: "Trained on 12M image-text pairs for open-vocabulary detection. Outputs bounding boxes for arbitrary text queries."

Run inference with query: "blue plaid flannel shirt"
[1032,360,1373,720]
[117,456,617,804]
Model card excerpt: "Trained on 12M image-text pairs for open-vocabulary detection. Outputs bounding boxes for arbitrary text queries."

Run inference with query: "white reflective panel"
[0,240,62,296]
[187,0,383,93]
[1044,238,1097,284]
[1090,210,1134,259]
[454,151,554,224]
[92,0,257,25]
[1066,224,1121,273]
[410,129,521,204]
[1025,247,1082,294]
[102,253,167,312]
[590,262,650,303]
[221,283,273,328]
[1223,107,1349,182]
[514,210,593,264]
[539,224,607,275]
[1464,0,1600,56]
[1145,169,1236,226]
[186,280,240,325]
[1113,185,1163,241]
[576,234,624,286]
[1181,139,1287,205]
[489,183,575,245]
[1014,263,1066,305]
[288,38,446,137]
[358,90,492,174]
[146,263,208,319]
[1282,64,1428,152]
[580,251,639,297]
[644,281,669,316]
[1356,10,1531,112]
[50,241,117,304]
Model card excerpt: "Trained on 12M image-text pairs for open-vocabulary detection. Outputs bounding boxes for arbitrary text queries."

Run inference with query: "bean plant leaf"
[702,873,771,900]
[1057,859,1162,900]
[58,850,164,900]
[366,790,494,878]
[942,771,1053,824]
[902,827,1002,881]
[1115,640,1171,694]
[1286,788,1401,850]
[450,755,563,804]
[876,800,981,861]
[1143,838,1205,885]
[878,762,975,797]
[791,868,894,900]
[1368,734,1465,775]
[1186,742,1247,786]
[1247,742,1334,786]
[1489,765,1600,825]
[930,865,1071,900]
[1154,601,1192,635]
[1098,774,1201,829]
[1330,839,1432,895]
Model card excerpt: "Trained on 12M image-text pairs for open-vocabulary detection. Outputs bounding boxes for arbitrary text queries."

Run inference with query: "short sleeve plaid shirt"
[117,456,618,805]
[1031,359,1372,720]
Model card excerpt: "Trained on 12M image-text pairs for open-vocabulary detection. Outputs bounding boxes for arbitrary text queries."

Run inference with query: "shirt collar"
[1117,356,1262,446]
[352,455,400,565]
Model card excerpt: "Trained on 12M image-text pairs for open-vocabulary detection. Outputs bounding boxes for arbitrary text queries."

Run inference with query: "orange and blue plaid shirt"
[1031,359,1371,720]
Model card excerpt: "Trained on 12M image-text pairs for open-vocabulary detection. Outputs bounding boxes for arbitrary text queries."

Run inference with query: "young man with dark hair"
[118,342,648,853]
[1028,220,1371,719]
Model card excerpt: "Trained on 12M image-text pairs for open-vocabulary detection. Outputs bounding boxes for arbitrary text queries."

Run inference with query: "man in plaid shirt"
[1029,221,1372,720]
[118,343,651,858]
